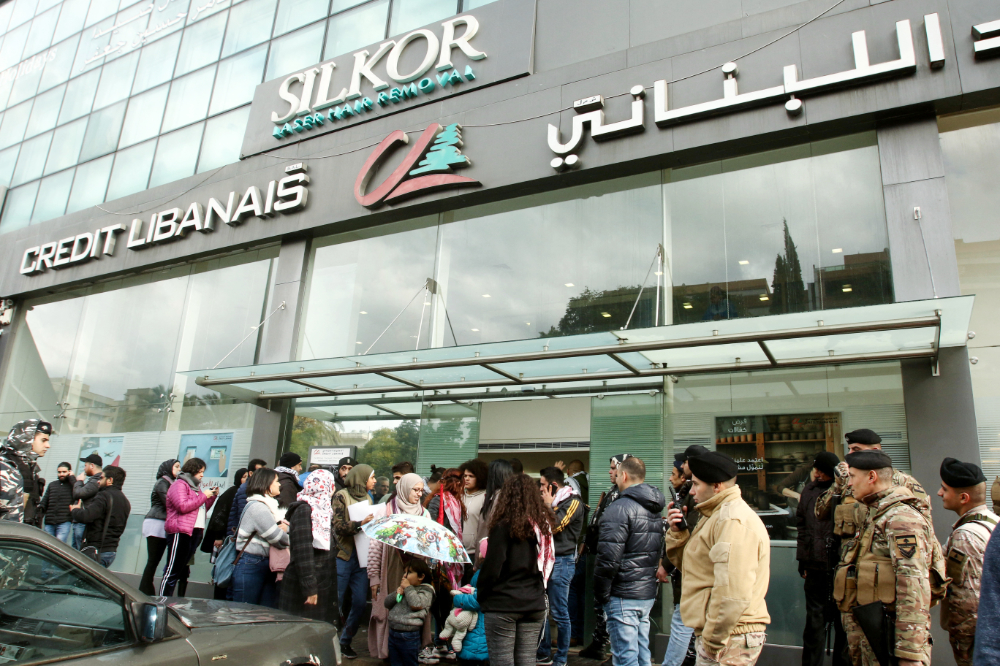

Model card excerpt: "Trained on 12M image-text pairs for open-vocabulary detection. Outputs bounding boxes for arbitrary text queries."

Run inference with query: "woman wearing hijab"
[368,473,431,660]
[280,469,338,621]
[139,458,179,595]
[332,463,377,659]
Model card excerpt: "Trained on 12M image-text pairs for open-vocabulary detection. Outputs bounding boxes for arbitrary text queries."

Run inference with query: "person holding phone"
[161,457,217,596]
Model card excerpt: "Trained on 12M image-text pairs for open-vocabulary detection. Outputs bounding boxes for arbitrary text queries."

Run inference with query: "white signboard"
[309,446,353,466]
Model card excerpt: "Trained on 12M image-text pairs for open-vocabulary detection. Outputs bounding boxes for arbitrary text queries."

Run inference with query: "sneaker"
[443,648,458,661]
[537,657,554,666]
[419,647,440,664]
[578,642,607,660]
[340,644,357,660]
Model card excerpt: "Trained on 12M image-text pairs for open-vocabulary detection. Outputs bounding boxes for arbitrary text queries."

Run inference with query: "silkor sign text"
[20,165,308,276]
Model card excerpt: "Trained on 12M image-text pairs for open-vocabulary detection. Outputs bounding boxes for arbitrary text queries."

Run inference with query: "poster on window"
[178,432,234,492]
[77,436,124,474]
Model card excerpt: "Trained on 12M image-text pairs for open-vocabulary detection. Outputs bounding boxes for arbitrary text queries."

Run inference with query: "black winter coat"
[39,476,75,526]
[279,501,337,622]
[277,471,303,509]
[585,484,620,554]
[477,521,547,613]
[594,483,666,604]
[70,485,132,553]
[145,460,177,521]
[796,478,836,571]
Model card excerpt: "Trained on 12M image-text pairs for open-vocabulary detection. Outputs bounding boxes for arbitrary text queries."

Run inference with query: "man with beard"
[39,462,75,542]
[0,419,52,523]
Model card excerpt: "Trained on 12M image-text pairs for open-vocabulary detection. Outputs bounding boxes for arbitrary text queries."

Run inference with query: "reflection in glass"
[44,116,87,174]
[106,139,156,200]
[0,23,30,72]
[38,34,81,92]
[389,0,457,35]
[57,67,101,125]
[0,99,31,149]
[0,145,20,184]
[161,65,215,132]
[132,32,182,95]
[148,122,204,188]
[265,21,324,81]
[221,0,277,58]
[8,60,43,106]
[10,130,52,186]
[7,0,36,29]
[65,154,114,214]
[24,83,64,138]
[0,181,38,234]
[86,0,120,28]
[79,99,127,162]
[53,0,89,42]
[330,0,368,12]
[175,10,228,76]
[92,51,140,110]
[118,84,170,148]
[197,104,250,172]
[31,168,75,222]
[22,6,60,58]
[273,0,329,37]
[324,0,388,60]
[209,44,267,115]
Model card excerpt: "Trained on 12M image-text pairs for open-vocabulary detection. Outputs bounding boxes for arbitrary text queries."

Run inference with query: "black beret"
[36,421,53,435]
[688,451,738,483]
[684,445,709,461]
[940,458,986,488]
[673,453,685,471]
[845,429,881,445]
[845,450,893,470]
[338,457,359,467]
[813,451,840,478]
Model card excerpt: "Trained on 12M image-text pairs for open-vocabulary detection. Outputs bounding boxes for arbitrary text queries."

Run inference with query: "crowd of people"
[5,415,1000,666]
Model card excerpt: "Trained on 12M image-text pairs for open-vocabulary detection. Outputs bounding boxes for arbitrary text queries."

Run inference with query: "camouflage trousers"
[694,633,766,666]
[948,632,973,666]
[841,613,930,666]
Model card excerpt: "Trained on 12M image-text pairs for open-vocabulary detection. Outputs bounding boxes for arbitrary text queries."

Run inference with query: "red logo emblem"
[354,123,480,209]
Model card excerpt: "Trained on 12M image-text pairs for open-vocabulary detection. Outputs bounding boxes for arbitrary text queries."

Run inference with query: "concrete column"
[878,117,961,302]
[249,237,312,464]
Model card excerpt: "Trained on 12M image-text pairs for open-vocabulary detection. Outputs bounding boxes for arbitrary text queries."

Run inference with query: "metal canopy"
[188,296,974,411]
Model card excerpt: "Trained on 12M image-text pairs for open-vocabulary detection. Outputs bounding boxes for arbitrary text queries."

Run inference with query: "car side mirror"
[132,601,167,643]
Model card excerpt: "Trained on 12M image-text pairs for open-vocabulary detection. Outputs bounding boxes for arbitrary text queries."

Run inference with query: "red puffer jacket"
[165,474,216,535]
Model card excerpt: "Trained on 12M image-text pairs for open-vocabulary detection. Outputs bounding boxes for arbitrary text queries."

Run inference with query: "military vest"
[945,510,998,585]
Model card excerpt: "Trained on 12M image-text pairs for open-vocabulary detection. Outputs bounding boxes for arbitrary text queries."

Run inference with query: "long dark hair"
[488,474,555,541]
[434,468,466,522]
[482,459,513,518]
[246,467,278,498]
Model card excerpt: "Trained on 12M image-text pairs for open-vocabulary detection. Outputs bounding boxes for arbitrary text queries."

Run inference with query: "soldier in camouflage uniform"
[0,419,53,523]
[937,458,997,666]
[835,451,936,666]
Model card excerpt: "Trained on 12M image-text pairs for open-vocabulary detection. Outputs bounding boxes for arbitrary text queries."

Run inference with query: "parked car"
[0,521,339,665]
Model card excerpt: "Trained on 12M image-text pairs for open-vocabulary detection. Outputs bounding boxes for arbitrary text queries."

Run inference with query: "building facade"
[0,0,998,661]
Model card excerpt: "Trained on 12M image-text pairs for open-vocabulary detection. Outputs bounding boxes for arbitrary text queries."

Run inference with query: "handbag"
[269,545,290,578]
[80,494,114,563]
[212,506,257,589]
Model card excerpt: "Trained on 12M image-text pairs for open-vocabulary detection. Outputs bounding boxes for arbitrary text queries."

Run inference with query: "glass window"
[79,99,127,162]
[107,5,152,51]
[132,32,181,94]
[388,0,456,35]
[0,542,132,657]
[118,83,169,148]
[38,0,62,12]
[53,0,89,42]
[197,103,249,172]
[106,139,155,199]
[57,67,101,124]
[149,121,203,187]
[0,99,32,149]
[273,0,328,37]
[0,23,30,71]
[0,145,19,184]
[71,17,113,75]
[31,167,74,222]
[330,0,368,12]
[92,51,140,110]
[65,154,113,213]
[22,6,59,58]
[0,75,14,112]
[7,0,37,31]
[462,0,495,8]
[174,10,227,77]
[44,116,87,174]
[264,20,322,82]
[38,33,80,93]
[324,0,387,60]
[0,2,14,34]
[85,0,120,28]
[209,43,266,115]
[26,84,64,140]
[198,106,250,173]
[8,60,42,106]
[221,0,277,59]
[0,181,39,234]
[10,130,52,186]
[161,65,215,132]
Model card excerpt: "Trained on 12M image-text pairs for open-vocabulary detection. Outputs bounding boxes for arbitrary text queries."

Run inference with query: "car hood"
[164,598,315,628]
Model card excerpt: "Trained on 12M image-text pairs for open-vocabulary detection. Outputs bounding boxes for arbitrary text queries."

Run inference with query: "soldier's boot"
[681,634,697,666]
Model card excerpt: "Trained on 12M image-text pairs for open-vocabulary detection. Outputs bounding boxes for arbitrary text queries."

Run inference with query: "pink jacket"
[165,476,216,535]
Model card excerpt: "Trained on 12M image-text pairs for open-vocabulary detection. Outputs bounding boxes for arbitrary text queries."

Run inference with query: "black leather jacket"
[594,483,666,604]
[144,460,177,521]
[796,478,836,571]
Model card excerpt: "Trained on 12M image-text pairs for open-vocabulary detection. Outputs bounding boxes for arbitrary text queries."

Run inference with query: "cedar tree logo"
[354,123,480,208]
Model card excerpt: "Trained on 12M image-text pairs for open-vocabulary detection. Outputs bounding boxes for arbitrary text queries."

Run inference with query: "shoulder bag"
[212,505,257,589]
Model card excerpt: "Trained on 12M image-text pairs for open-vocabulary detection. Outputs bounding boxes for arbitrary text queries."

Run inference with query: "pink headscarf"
[297,469,336,550]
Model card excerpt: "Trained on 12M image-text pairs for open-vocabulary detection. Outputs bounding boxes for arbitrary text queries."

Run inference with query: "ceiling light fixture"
[738,260,749,265]
[359,311,367,314]
[842,285,852,292]
[482,294,491,298]
[471,328,479,332]
[654,271,663,276]
[564,283,574,287]
[832,248,843,253]
[601,312,611,318]
[683,303,693,309]
[759,295,769,301]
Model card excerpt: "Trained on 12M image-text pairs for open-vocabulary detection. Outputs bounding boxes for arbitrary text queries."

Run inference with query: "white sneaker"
[419,647,440,664]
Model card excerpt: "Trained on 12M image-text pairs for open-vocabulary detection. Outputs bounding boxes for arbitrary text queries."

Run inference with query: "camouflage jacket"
[0,455,24,522]
[941,505,998,640]
[840,486,935,662]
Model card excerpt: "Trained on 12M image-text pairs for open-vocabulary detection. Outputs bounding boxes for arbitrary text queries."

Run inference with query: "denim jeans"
[43,522,72,544]
[539,554,575,665]
[388,629,421,666]
[71,522,86,549]
[604,596,656,666]
[99,551,116,568]
[484,610,546,666]
[232,552,278,608]
[663,604,695,666]
[337,551,368,647]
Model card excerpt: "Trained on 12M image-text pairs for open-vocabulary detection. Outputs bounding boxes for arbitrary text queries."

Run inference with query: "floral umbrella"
[362,513,470,564]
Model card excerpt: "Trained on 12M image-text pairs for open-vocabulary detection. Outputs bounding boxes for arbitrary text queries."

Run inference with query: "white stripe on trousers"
[159,533,181,596]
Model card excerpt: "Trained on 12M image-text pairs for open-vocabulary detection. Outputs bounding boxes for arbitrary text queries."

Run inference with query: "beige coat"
[665,485,771,653]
